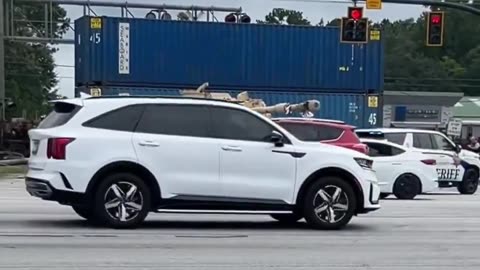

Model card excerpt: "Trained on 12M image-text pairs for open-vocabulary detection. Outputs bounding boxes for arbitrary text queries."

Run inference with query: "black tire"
[379,193,390,199]
[270,213,303,224]
[93,172,151,229]
[457,168,479,195]
[303,176,356,230]
[393,174,421,200]
[72,205,94,220]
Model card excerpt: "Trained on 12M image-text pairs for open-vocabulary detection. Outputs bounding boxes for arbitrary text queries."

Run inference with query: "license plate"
[32,140,39,155]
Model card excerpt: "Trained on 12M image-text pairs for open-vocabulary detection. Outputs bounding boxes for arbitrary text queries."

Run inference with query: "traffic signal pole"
[0,0,5,123]
[358,0,480,16]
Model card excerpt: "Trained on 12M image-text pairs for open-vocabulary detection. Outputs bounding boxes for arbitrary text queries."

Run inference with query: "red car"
[272,118,369,155]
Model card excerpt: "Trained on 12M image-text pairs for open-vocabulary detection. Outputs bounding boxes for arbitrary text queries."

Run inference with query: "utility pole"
[0,0,5,147]
[0,0,4,123]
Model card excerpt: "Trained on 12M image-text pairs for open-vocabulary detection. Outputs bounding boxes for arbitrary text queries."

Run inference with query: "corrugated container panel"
[76,86,382,128]
[75,16,384,93]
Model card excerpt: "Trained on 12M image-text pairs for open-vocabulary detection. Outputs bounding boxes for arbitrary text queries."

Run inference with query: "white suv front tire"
[302,176,357,230]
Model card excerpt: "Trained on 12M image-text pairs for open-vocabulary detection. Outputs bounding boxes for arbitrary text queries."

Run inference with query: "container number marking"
[368,113,377,126]
[90,18,102,29]
[90,33,101,44]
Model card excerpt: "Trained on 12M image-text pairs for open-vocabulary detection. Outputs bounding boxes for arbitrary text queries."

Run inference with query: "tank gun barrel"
[286,100,320,114]
[252,103,288,114]
[181,83,320,117]
[251,100,320,116]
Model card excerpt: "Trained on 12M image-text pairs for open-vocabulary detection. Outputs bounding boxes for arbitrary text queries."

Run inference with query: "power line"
[7,62,74,68]
[6,72,73,79]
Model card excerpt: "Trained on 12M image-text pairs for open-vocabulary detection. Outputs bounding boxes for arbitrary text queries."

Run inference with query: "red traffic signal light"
[348,7,363,20]
[431,14,442,24]
[426,11,445,46]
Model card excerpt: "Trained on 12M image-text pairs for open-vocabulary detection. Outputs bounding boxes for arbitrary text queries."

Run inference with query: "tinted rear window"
[384,133,407,145]
[280,123,318,141]
[413,133,435,149]
[356,131,406,145]
[83,105,145,132]
[317,126,343,141]
[356,131,385,139]
[135,104,210,137]
[366,142,405,157]
[37,102,81,129]
[279,123,343,142]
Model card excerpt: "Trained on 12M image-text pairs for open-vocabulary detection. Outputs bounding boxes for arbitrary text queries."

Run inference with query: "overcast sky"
[53,0,427,97]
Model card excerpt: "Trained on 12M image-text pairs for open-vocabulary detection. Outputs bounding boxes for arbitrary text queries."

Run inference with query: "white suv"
[26,96,380,230]
[356,128,480,194]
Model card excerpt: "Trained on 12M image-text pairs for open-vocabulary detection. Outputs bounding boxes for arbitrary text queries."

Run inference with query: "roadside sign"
[447,118,462,137]
[366,0,382,9]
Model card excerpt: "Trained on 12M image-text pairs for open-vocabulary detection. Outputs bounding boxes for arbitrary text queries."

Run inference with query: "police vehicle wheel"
[457,168,479,195]
[393,174,421,200]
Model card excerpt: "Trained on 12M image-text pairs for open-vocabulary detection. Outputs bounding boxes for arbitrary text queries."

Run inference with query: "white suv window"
[383,133,407,145]
[431,133,456,152]
[210,106,277,142]
[83,105,144,132]
[413,133,435,149]
[366,142,405,157]
[135,104,210,137]
[39,102,81,129]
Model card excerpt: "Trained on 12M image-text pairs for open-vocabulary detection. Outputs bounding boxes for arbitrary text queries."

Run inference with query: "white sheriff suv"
[356,128,480,194]
[26,96,380,230]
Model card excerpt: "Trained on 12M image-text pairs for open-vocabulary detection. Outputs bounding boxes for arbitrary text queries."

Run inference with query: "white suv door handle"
[221,145,242,152]
[138,141,160,147]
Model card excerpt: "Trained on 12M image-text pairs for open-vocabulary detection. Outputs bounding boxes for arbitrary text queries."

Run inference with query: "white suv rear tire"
[93,173,151,229]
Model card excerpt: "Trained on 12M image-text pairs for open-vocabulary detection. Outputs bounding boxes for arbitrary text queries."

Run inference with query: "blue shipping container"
[76,86,382,128]
[75,16,384,93]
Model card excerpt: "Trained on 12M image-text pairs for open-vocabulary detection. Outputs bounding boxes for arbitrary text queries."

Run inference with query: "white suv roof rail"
[272,117,346,124]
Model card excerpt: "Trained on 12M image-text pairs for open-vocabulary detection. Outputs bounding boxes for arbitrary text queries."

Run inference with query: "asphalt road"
[1,177,480,270]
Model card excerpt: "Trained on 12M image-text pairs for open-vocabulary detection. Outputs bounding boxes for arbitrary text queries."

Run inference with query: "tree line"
[5,2,68,120]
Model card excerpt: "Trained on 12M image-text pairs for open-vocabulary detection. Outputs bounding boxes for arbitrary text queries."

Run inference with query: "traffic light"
[426,11,445,46]
[348,7,363,20]
[340,8,368,44]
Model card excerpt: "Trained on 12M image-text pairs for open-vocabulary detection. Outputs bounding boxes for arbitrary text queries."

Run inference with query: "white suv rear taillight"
[421,159,437,165]
[46,138,75,160]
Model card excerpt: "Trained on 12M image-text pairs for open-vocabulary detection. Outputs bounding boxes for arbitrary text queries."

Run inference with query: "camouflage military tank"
[180,82,320,118]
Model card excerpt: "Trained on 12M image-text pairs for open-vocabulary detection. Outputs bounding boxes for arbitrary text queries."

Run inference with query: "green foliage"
[260,7,480,95]
[257,8,311,25]
[5,3,69,119]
